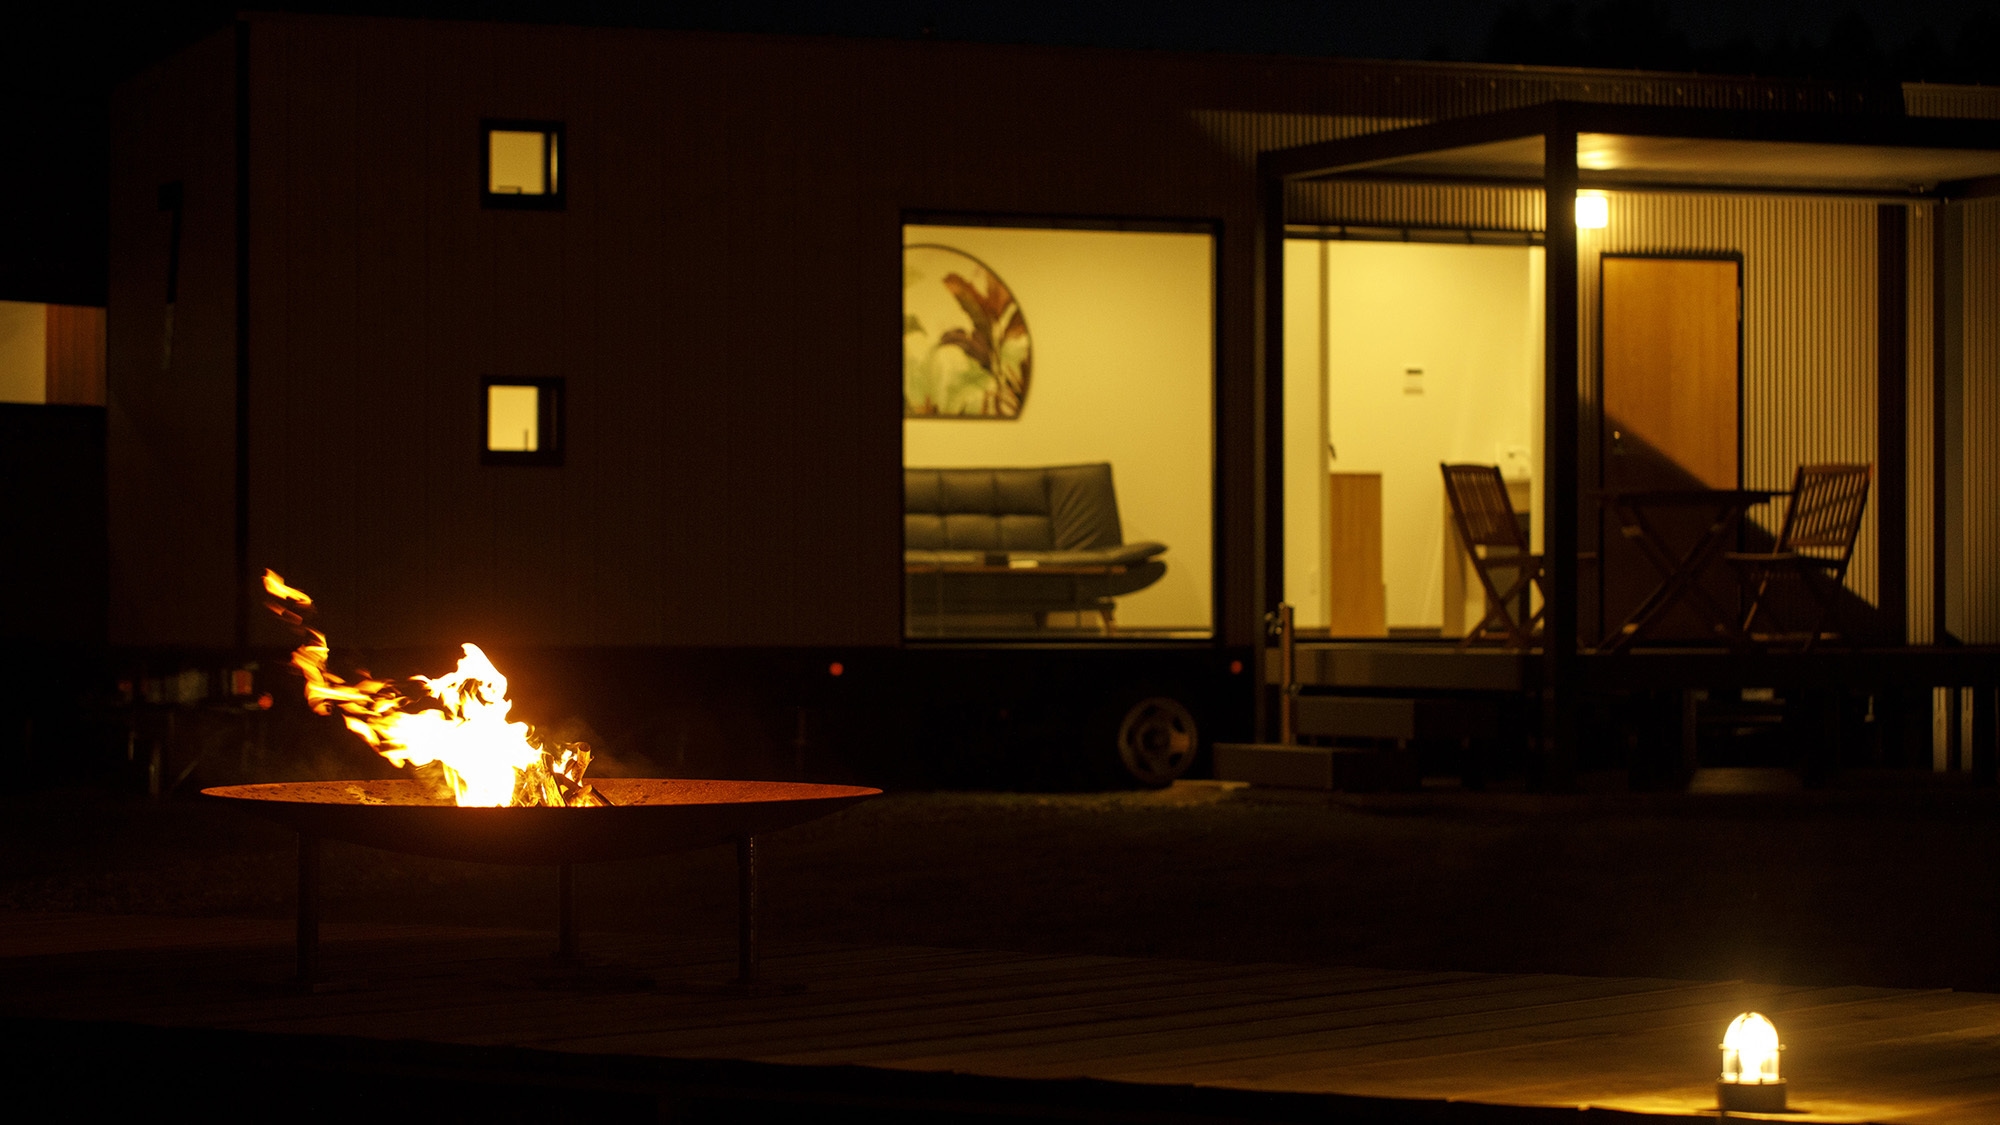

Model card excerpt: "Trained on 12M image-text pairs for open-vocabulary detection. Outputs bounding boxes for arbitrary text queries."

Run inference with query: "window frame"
[897,212,1224,643]
[480,376,566,467]
[480,119,566,211]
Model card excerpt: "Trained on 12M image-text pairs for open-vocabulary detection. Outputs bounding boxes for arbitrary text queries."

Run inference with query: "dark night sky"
[4,1,1996,304]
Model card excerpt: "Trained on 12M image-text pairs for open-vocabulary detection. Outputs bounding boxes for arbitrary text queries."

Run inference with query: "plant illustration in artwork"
[903,244,1033,417]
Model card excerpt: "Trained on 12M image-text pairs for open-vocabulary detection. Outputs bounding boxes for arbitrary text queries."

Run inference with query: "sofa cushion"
[905,463,1126,553]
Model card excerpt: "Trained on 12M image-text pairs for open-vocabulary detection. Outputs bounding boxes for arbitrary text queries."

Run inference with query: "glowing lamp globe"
[1575,192,1609,229]
[1718,1011,1786,1112]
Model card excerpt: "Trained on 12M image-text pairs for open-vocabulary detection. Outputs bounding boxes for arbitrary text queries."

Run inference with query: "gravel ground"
[3,778,1996,992]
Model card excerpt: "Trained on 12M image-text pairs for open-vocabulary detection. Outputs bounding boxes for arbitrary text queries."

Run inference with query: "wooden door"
[1598,256,1741,640]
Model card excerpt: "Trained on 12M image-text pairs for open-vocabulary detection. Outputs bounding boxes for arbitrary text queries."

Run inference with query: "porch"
[1250,641,2000,789]
[1252,101,2000,773]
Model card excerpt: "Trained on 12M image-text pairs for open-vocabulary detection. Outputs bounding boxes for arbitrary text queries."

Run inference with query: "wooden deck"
[4,912,1999,1122]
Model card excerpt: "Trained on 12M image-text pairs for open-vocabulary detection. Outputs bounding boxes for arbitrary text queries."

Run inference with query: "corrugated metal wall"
[1583,196,1882,604]
[1903,83,2000,120]
[1908,206,1936,645]
[1198,79,2000,656]
[1266,178,1892,615]
[1290,182,1544,232]
[1884,80,1988,651]
[1965,199,2000,643]
[105,28,242,647]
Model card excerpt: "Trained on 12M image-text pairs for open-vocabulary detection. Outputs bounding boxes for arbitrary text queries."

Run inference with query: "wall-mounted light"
[1574,192,1609,230]
[1718,1011,1786,1113]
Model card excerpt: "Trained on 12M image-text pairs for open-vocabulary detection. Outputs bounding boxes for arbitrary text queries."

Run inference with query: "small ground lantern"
[1718,1011,1786,1112]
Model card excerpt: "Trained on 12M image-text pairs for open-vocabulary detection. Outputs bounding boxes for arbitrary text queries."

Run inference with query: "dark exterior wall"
[107,28,240,647]
[241,17,1277,650]
[118,14,1907,652]
[0,405,106,647]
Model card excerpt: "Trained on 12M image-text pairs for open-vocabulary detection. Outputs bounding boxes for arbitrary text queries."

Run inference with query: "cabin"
[106,12,2000,786]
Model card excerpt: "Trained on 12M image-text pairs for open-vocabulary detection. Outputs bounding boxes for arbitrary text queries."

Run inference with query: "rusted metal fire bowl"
[202,779,880,865]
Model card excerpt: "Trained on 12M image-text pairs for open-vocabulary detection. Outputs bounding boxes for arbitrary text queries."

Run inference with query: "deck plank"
[5,910,1997,1123]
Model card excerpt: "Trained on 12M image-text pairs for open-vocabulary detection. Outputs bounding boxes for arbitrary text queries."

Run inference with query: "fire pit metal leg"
[736,834,759,985]
[558,862,579,961]
[296,832,321,984]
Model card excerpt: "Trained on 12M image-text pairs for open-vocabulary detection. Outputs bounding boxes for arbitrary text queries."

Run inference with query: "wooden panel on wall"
[44,305,105,406]
[1326,473,1385,637]
[1598,255,1741,640]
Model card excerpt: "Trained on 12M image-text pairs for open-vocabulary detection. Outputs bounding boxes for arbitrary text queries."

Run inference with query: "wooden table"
[1595,489,1777,653]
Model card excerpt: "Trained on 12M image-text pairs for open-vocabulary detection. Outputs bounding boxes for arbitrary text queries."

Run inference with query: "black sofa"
[905,463,1167,630]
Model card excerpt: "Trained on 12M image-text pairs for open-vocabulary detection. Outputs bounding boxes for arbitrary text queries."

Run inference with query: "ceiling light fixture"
[1575,192,1609,229]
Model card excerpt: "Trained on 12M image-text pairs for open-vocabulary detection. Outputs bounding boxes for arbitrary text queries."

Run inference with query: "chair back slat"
[1441,463,1527,552]
[1775,463,1871,563]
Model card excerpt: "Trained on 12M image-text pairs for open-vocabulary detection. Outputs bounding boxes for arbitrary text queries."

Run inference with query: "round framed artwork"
[903,244,1033,418]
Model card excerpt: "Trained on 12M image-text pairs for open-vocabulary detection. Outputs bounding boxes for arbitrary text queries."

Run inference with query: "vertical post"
[1973,686,1996,786]
[1278,604,1296,746]
[1254,162,1289,742]
[296,832,320,984]
[1946,686,1965,773]
[1542,118,1582,789]
[1875,204,1908,643]
[1680,688,1701,783]
[736,835,759,986]
[558,862,578,961]
[232,19,254,651]
[1934,201,1964,646]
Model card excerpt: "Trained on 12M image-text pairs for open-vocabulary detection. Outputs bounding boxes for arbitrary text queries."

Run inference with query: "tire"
[1112,696,1200,787]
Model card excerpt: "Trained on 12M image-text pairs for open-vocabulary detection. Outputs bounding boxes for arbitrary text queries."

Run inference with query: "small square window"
[482,119,564,210]
[482,377,564,466]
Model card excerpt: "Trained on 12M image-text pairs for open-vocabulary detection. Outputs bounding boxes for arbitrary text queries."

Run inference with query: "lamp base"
[1717,1080,1787,1113]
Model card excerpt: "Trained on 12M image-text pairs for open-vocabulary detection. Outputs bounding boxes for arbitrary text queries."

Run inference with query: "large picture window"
[1282,235,1546,639]
[901,222,1215,640]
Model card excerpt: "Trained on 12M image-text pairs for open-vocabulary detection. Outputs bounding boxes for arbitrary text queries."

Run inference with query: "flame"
[261,569,605,807]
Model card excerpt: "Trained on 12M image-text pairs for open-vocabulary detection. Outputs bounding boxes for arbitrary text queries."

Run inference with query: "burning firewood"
[261,569,608,808]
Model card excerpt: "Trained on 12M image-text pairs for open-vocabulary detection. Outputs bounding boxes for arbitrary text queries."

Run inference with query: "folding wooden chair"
[1441,463,1546,648]
[1725,463,1871,650]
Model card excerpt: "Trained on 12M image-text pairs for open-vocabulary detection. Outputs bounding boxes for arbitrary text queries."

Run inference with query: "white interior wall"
[1281,241,1331,626]
[0,301,46,404]
[901,225,1214,631]
[1285,240,1543,631]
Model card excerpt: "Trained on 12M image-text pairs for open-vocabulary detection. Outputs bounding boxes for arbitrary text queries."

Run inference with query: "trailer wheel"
[1113,696,1199,787]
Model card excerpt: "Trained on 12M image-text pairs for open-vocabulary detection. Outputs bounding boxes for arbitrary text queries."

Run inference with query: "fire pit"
[206,778,879,987]
[204,779,878,865]
[216,573,881,987]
